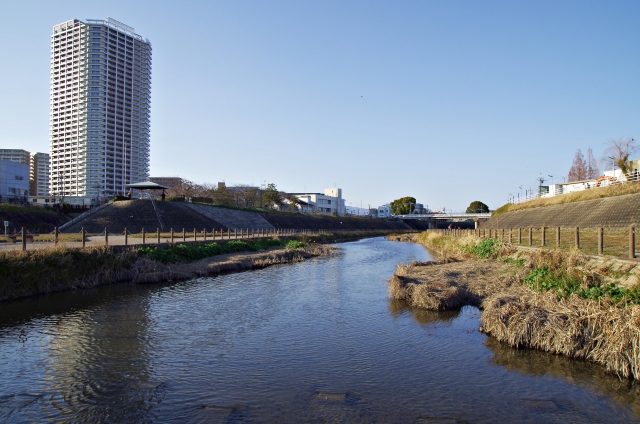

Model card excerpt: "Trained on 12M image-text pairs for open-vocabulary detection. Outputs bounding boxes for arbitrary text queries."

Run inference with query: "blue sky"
[1,1,639,211]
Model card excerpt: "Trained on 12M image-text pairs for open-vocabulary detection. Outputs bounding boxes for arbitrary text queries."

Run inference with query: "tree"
[466,201,489,213]
[585,147,600,179]
[602,138,638,175]
[390,196,416,215]
[262,183,282,209]
[288,195,299,212]
[567,149,587,182]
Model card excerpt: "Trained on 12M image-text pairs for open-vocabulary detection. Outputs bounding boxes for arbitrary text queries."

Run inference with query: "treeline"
[165,181,284,209]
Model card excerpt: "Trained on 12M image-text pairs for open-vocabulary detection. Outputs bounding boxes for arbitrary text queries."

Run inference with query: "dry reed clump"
[481,285,640,379]
[388,260,483,310]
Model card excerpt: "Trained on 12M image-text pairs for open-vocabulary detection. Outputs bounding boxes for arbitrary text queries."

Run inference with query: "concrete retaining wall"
[485,192,640,229]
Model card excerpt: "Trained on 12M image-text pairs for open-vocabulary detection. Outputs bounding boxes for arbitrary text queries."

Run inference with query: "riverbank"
[0,234,350,302]
[388,232,640,379]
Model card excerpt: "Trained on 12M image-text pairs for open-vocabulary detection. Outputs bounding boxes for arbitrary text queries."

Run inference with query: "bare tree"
[585,147,599,179]
[567,149,587,182]
[602,138,638,175]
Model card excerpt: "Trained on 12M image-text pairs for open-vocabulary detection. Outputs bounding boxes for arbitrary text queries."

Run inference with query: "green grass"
[523,266,640,306]
[136,238,304,263]
[466,238,500,259]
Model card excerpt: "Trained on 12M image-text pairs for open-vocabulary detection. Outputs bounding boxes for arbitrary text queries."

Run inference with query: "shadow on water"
[485,337,640,418]
[388,298,460,325]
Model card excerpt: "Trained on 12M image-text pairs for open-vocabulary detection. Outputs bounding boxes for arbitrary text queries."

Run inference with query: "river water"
[1,237,640,423]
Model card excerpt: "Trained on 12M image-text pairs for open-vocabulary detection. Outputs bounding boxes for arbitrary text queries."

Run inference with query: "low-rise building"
[377,204,392,218]
[150,177,183,189]
[0,160,30,204]
[287,188,345,216]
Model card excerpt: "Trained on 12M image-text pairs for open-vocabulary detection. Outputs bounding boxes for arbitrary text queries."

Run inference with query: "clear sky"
[1,1,639,211]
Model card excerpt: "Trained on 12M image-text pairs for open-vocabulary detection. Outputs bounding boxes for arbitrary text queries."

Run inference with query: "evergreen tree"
[466,201,489,213]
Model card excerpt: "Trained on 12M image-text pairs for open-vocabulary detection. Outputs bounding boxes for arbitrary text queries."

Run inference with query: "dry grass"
[0,246,139,301]
[493,227,635,257]
[388,230,640,379]
[0,234,83,243]
[482,286,640,379]
[494,180,640,215]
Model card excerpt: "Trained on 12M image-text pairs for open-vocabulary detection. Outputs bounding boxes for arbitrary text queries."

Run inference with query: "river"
[1,237,639,422]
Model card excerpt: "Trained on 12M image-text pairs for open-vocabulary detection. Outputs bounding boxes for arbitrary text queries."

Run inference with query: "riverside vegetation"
[0,230,403,302]
[388,231,640,379]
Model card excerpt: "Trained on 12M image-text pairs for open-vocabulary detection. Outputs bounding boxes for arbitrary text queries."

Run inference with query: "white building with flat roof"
[287,188,345,216]
[50,17,152,200]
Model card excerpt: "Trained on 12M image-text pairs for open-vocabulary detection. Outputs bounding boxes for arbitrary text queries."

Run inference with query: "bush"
[468,238,500,258]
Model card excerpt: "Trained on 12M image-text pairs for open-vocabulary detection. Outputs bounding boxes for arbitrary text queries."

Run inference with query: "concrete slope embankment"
[62,200,228,233]
[183,203,274,230]
[61,200,430,233]
[485,192,640,229]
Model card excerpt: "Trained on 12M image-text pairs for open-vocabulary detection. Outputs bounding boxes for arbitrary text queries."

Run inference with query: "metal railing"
[509,171,640,205]
[150,196,165,231]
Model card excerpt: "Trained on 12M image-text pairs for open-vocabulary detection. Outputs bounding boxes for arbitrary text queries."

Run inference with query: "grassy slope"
[493,181,640,216]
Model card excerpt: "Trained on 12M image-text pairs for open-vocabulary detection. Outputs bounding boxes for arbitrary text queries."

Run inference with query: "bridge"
[393,213,492,220]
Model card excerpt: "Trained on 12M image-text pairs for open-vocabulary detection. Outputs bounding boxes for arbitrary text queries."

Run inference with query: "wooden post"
[142,228,146,245]
[235,229,238,239]
[170,228,174,244]
[82,227,86,248]
[182,228,186,242]
[21,227,26,251]
[630,226,636,259]
[105,227,109,247]
[204,228,207,242]
[501,229,504,242]
[598,227,604,255]
[518,228,522,244]
[55,226,59,246]
[124,228,128,246]
[157,228,160,244]
[541,227,546,247]
[556,227,560,248]
[194,228,197,242]
[528,227,532,246]
[575,227,580,249]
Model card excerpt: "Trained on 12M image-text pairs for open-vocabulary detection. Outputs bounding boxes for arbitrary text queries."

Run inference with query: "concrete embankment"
[389,232,640,379]
[485,191,640,229]
[59,200,430,234]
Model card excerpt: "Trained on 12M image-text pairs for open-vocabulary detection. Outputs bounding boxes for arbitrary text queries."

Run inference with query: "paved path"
[0,233,267,251]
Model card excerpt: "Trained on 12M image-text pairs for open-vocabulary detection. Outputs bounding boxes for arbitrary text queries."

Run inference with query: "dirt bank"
[388,231,640,379]
[129,244,337,284]
[0,244,336,302]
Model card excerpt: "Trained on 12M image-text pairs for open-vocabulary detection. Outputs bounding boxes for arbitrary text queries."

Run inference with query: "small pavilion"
[124,181,170,200]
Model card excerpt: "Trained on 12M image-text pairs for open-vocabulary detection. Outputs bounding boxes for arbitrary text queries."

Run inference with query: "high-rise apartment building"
[30,153,51,196]
[0,149,30,166]
[50,18,151,200]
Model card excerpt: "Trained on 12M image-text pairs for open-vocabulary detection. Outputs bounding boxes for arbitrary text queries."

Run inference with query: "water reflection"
[486,337,640,418]
[0,237,638,422]
[388,298,460,325]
